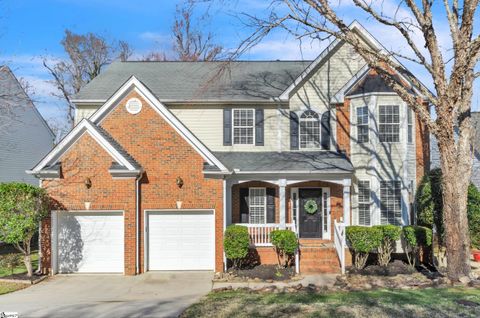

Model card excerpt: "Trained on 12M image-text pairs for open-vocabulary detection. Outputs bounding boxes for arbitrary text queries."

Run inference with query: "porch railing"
[334,220,346,274]
[237,223,296,246]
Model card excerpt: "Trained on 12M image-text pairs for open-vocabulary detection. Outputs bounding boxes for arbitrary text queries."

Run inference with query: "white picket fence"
[237,223,296,246]
[334,220,346,274]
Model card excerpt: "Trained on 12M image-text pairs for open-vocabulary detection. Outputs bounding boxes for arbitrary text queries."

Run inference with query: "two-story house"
[28,22,429,275]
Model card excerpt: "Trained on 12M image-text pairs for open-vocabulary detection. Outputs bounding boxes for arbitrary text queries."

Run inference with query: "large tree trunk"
[439,126,473,281]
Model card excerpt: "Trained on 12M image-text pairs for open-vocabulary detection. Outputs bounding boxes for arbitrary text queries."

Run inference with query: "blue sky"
[1,0,479,124]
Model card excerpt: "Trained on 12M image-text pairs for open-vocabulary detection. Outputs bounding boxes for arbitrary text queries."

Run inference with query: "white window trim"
[379,180,403,226]
[249,187,266,224]
[232,108,255,145]
[357,180,372,226]
[407,108,414,144]
[356,106,369,143]
[299,110,321,149]
[378,104,401,144]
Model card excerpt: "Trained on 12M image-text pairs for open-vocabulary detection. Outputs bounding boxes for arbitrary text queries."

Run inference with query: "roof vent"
[126,98,142,114]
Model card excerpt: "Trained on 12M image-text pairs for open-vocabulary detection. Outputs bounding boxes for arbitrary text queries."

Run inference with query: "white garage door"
[147,211,215,271]
[56,212,124,273]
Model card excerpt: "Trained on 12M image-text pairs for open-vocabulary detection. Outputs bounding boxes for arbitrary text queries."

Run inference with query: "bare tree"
[43,30,133,130]
[226,0,480,281]
[141,1,223,61]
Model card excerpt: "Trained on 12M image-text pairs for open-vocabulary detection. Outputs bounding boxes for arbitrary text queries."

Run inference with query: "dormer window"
[299,110,320,149]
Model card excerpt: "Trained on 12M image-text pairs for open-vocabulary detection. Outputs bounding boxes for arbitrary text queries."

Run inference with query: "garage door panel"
[147,211,214,271]
[57,212,124,273]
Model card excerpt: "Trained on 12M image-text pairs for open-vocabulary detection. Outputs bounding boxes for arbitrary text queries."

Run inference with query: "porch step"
[299,246,341,274]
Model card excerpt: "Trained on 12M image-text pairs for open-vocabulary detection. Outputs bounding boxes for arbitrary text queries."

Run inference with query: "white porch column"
[279,178,287,229]
[343,178,351,226]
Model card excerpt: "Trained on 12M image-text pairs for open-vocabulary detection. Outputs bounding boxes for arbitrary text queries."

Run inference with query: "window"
[407,108,413,144]
[233,109,254,144]
[380,181,402,225]
[356,106,369,143]
[379,105,400,142]
[249,188,266,223]
[299,110,320,148]
[358,181,371,226]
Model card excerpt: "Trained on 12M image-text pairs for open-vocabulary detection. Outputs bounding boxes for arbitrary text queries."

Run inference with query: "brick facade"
[41,90,224,275]
[336,100,351,156]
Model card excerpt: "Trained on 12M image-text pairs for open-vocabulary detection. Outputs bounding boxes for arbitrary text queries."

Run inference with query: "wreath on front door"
[304,199,318,214]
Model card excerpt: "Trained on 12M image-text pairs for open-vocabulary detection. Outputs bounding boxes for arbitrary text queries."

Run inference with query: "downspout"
[223,178,227,272]
[37,179,42,274]
[135,173,142,275]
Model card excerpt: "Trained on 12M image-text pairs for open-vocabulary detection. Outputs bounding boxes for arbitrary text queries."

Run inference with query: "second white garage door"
[147,210,215,271]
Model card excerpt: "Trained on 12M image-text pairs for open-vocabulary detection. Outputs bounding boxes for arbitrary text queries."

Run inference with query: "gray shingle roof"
[75,61,311,102]
[212,151,353,173]
[347,73,414,96]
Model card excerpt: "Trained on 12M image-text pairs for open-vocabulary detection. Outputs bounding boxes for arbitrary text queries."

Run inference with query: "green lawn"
[181,287,480,318]
[0,246,39,278]
[0,282,25,295]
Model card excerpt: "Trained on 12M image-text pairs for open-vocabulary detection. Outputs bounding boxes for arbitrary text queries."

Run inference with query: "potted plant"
[472,250,480,262]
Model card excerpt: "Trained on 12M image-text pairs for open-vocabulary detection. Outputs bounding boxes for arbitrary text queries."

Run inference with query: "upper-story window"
[299,110,320,149]
[379,105,400,142]
[233,109,254,145]
[356,106,369,143]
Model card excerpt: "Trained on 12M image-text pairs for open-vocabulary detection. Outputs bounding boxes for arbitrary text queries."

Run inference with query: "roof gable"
[27,119,141,177]
[89,76,229,172]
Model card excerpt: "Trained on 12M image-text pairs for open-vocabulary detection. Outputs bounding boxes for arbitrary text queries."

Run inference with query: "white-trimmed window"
[249,188,266,224]
[379,105,400,142]
[380,181,402,225]
[356,106,369,143]
[407,108,413,144]
[233,109,254,145]
[299,110,320,148]
[358,180,371,226]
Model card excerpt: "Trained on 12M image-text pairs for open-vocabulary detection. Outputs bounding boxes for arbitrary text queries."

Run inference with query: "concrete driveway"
[0,272,213,318]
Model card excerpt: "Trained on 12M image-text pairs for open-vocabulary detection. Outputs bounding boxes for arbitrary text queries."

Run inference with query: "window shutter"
[240,188,249,223]
[223,108,232,146]
[266,188,276,223]
[290,111,299,150]
[255,108,264,146]
[321,111,331,150]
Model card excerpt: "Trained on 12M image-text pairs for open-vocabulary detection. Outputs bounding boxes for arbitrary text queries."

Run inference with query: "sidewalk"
[212,274,338,290]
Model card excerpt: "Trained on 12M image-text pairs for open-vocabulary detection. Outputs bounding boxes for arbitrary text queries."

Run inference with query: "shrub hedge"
[346,226,383,269]
[224,225,250,269]
[374,225,402,266]
[270,229,298,268]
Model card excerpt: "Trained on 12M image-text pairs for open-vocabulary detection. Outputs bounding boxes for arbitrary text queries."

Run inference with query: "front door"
[299,189,322,238]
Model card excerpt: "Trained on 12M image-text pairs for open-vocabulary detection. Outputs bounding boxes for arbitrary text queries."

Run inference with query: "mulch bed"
[347,260,418,276]
[0,273,47,285]
[233,264,295,281]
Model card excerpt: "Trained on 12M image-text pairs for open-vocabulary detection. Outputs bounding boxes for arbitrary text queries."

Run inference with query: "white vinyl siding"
[299,110,321,149]
[233,109,254,145]
[379,105,400,142]
[380,181,402,225]
[249,188,266,224]
[358,181,371,226]
[356,106,369,143]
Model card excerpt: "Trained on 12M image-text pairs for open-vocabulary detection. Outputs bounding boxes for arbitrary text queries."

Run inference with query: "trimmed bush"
[403,226,433,267]
[374,225,402,266]
[346,226,383,269]
[270,229,298,268]
[416,168,480,248]
[224,225,250,269]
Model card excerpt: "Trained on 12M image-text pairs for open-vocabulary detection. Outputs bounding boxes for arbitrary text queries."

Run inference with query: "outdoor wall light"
[84,177,92,189]
[176,176,184,188]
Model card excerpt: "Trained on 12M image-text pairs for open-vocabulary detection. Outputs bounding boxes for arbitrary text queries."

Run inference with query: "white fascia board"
[71,99,107,104]
[29,119,136,173]
[90,76,229,172]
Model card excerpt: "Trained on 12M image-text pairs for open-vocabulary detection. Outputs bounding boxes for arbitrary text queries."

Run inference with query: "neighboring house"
[430,112,480,189]
[28,22,429,276]
[0,66,54,185]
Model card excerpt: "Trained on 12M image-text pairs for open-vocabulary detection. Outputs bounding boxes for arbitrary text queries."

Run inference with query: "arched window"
[299,110,320,149]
